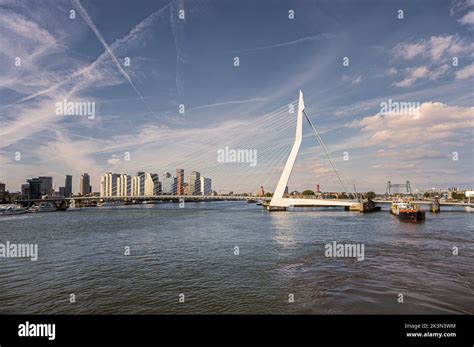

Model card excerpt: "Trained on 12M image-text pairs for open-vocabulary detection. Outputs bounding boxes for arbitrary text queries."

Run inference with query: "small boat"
[29,202,57,213]
[390,200,425,222]
[0,204,28,216]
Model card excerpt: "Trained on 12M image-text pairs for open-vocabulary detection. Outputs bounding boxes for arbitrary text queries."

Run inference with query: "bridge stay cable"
[302,109,357,200]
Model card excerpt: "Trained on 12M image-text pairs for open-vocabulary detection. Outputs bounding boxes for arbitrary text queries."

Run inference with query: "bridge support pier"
[266,205,286,212]
[430,200,440,213]
[345,200,380,213]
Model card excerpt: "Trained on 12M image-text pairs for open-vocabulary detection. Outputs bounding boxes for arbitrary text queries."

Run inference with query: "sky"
[0,0,473,194]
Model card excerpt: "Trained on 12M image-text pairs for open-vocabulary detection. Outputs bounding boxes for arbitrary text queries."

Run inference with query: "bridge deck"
[373,200,473,206]
[273,198,357,207]
[13,196,473,207]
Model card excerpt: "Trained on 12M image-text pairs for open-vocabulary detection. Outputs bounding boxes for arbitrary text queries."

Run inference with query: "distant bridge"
[69,195,357,207]
[14,195,270,203]
[71,195,269,201]
[15,194,355,207]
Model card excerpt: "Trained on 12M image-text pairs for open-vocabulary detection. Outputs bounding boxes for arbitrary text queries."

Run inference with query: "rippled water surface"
[0,201,473,314]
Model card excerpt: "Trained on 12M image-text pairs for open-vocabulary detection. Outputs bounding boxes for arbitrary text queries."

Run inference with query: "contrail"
[2,2,171,111]
[193,97,269,110]
[235,33,332,53]
[71,0,147,104]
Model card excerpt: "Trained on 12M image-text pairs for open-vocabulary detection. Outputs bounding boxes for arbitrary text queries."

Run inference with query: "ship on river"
[0,204,28,216]
[390,200,425,222]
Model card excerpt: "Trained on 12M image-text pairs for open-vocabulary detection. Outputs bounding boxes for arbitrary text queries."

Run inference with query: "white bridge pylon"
[269,91,358,209]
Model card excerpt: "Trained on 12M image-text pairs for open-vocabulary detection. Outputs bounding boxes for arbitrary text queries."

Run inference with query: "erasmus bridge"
[15,91,472,212]
[49,91,365,211]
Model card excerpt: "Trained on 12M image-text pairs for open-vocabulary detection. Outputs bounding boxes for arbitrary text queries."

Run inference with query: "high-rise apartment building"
[145,173,160,196]
[100,175,106,197]
[21,183,29,198]
[64,175,72,197]
[80,173,92,195]
[200,177,212,196]
[38,176,54,196]
[100,172,119,197]
[183,182,189,195]
[176,169,184,195]
[188,171,201,195]
[162,172,177,195]
[132,172,145,196]
[131,172,160,196]
[27,178,42,199]
[117,174,132,197]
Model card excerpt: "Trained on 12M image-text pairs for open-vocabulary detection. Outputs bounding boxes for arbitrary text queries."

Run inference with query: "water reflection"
[270,212,296,247]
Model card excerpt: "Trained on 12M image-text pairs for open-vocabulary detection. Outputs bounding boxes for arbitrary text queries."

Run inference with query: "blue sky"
[0,0,473,194]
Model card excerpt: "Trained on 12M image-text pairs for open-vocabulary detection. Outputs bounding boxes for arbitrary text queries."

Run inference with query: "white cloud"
[393,35,474,62]
[429,64,450,80]
[455,62,474,79]
[386,67,398,76]
[0,10,64,97]
[107,154,122,166]
[0,97,64,148]
[372,163,417,170]
[450,0,474,15]
[393,42,425,60]
[411,66,429,78]
[346,102,474,147]
[393,66,428,87]
[376,148,446,160]
[392,34,474,87]
[340,101,473,184]
[429,36,455,61]
[459,11,474,26]
[0,10,58,55]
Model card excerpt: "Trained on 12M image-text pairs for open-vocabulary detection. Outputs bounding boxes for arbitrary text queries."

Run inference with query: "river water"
[0,201,472,314]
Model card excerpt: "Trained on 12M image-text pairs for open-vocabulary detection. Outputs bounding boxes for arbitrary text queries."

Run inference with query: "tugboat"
[390,200,425,222]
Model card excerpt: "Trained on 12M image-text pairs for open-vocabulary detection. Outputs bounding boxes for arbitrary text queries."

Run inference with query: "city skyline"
[4,167,217,198]
[0,0,473,194]
[1,169,470,198]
